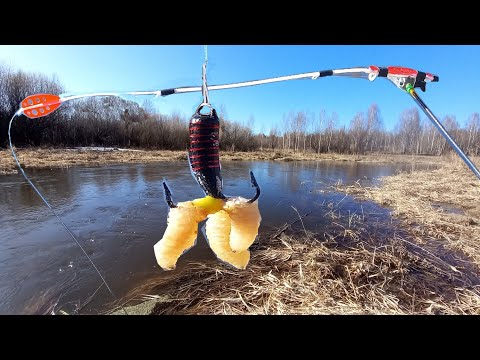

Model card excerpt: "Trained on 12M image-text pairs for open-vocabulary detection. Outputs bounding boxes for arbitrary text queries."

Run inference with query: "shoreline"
[1,147,451,175]
[110,156,480,315]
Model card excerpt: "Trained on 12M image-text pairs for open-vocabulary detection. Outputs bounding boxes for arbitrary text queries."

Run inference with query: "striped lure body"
[156,104,261,270]
[188,107,225,199]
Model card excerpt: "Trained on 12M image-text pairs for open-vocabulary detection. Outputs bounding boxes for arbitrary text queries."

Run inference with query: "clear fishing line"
[8,111,129,315]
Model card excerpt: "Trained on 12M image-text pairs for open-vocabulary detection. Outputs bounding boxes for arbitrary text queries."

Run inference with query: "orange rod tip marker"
[20,94,62,119]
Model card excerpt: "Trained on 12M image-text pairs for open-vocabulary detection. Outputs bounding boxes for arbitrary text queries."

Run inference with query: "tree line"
[266,106,480,156]
[1,64,479,155]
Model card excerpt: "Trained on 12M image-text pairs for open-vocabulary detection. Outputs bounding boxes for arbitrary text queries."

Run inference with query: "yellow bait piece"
[153,201,208,270]
[192,195,225,214]
[224,197,262,252]
[154,196,261,270]
[205,210,250,269]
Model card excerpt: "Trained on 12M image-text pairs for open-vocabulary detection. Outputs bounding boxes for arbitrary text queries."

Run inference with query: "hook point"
[248,171,261,203]
[163,180,177,208]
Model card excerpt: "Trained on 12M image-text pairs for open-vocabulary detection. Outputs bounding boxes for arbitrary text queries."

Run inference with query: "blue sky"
[0,45,479,133]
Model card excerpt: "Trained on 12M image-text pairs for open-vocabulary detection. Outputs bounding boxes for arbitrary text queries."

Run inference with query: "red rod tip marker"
[21,94,61,119]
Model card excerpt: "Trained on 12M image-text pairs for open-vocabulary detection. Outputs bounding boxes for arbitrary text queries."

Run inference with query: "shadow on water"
[0,159,453,314]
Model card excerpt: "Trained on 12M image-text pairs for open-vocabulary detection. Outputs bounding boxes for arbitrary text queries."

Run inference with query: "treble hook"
[163,181,177,208]
[247,171,261,203]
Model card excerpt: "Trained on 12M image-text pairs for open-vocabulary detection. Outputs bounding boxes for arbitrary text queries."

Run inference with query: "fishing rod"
[15,64,480,180]
[374,65,480,180]
[15,66,431,113]
[408,84,480,179]
[17,65,434,119]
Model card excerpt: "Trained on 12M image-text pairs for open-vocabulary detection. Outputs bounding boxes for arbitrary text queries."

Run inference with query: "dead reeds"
[1,148,448,174]
[338,154,480,265]
[114,172,480,314]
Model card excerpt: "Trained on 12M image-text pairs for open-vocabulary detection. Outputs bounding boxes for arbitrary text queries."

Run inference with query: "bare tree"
[0,64,64,147]
[350,112,366,154]
[326,112,338,153]
[365,104,383,152]
[268,126,280,150]
[396,108,421,154]
[466,113,480,155]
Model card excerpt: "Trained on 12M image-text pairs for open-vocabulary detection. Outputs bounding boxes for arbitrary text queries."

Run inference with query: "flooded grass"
[1,147,447,174]
[110,157,480,315]
[112,222,480,315]
[337,154,480,265]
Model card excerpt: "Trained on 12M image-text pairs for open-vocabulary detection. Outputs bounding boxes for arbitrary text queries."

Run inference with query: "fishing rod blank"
[407,86,480,180]
[17,65,438,121]
[17,64,480,181]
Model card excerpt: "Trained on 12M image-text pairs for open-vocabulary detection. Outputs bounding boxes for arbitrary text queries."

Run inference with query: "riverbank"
[110,155,480,315]
[1,147,450,175]
[338,155,480,265]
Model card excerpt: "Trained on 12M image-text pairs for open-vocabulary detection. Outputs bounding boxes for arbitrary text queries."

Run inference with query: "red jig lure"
[188,104,225,199]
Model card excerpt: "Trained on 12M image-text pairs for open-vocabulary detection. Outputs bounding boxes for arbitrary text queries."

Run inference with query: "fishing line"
[200,45,211,110]
[8,111,129,315]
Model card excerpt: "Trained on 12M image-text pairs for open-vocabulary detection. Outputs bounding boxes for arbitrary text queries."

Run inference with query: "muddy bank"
[1,147,449,174]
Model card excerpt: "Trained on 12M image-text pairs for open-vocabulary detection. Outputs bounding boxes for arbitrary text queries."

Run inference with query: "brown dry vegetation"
[0,148,186,174]
[0,147,447,175]
[113,221,480,315]
[110,157,480,315]
[338,154,480,266]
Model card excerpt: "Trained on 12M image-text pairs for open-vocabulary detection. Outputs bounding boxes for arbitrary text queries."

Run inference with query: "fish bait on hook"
[154,48,262,271]
[188,103,225,200]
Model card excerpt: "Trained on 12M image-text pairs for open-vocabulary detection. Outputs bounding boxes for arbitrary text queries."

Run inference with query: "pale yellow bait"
[154,193,261,270]
[205,210,251,269]
[224,197,262,253]
[154,196,224,270]
[153,201,204,270]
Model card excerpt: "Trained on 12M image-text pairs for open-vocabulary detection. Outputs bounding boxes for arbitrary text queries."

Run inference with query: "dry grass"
[0,169,18,175]
[215,150,445,165]
[115,182,480,314]
[120,235,480,315]
[337,154,480,265]
[0,148,188,173]
[1,147,447,174]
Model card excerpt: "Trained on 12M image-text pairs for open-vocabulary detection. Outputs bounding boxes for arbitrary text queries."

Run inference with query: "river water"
[0,160,435,314]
